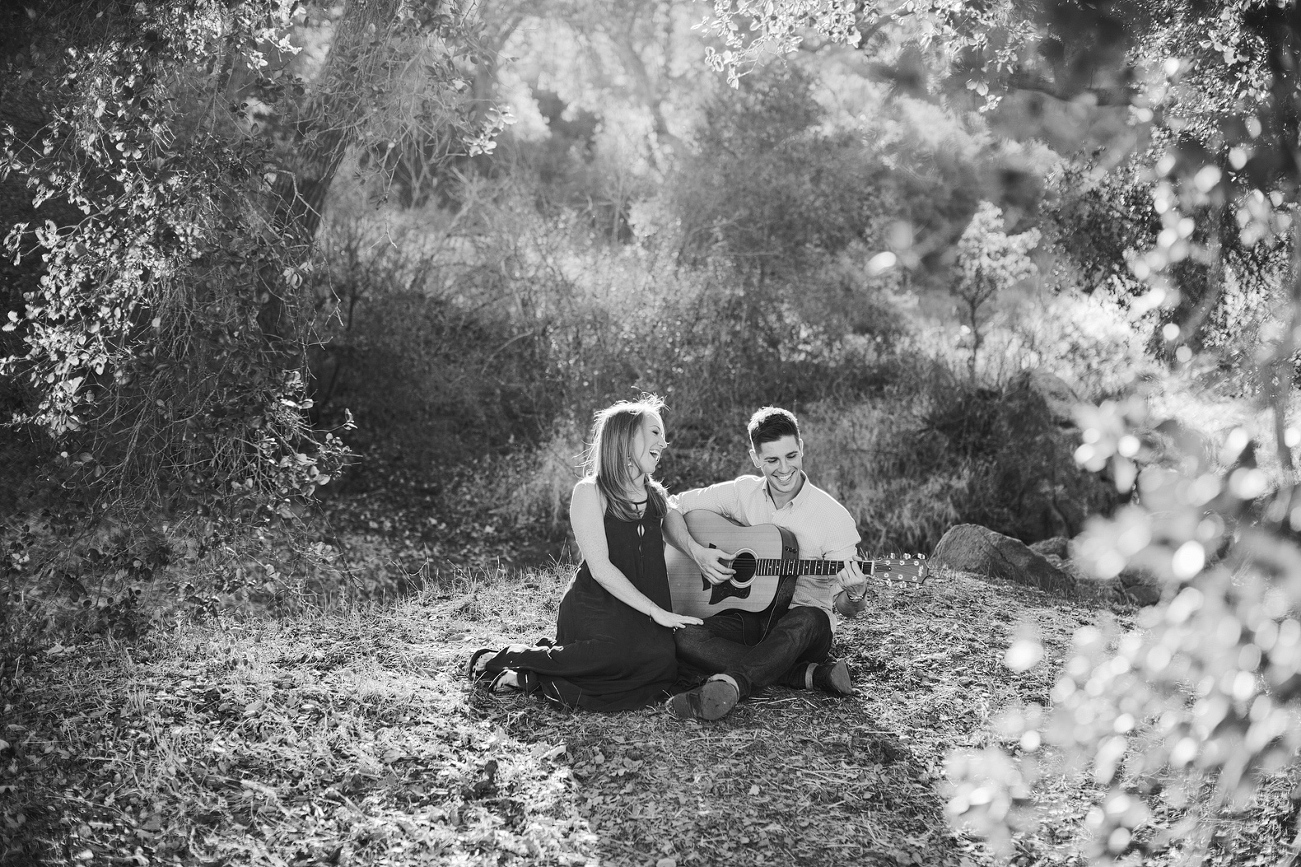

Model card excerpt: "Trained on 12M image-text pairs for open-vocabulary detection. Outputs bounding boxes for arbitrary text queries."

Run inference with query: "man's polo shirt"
[670,473,861,627]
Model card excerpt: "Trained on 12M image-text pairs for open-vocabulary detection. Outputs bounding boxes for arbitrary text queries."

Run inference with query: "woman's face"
[628,412,666,478]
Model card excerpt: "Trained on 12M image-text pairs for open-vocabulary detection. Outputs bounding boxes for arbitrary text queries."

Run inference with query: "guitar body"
[665,511,800,619]
[665,510,931,619]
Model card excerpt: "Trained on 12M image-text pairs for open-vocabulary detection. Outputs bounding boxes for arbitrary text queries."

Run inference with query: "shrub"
[313,283,558,472]
[307,179,589,477]
[482,422,587,533]
[313,153,909,498]
[801,359,1118,553]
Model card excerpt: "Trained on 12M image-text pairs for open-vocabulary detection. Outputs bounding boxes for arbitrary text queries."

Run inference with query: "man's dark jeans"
[673,605,832,699]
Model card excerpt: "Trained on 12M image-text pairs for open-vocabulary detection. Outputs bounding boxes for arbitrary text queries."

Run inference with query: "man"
[662,406,869,721]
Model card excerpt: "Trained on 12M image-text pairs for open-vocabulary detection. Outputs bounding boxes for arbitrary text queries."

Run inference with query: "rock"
[1012,369,1083,424]
[1042,553,1087,584]
[1120,583,1161,606]
[932,524,1077,595]
[1118,566,1161,606]
[1117,566,1156,587]
[1030,536,1070,559]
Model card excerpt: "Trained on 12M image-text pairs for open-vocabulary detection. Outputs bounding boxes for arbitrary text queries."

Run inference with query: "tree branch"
[1001,69,1136,108]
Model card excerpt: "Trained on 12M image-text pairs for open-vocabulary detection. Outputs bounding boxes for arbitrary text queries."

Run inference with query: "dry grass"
[2,564,1295,866]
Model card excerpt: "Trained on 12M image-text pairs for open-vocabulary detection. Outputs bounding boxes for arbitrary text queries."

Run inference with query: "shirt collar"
[764,471,811,510]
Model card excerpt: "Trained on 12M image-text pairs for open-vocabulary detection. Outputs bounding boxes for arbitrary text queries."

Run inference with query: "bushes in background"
[307,136,1129,556]
[308,153,906,500]
[804,363,1118,554]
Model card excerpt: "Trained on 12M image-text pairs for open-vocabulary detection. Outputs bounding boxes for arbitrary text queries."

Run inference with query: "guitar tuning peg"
[888,552,896,559]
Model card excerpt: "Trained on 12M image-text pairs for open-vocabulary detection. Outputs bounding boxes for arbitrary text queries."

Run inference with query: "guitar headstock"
[865,553,929,589]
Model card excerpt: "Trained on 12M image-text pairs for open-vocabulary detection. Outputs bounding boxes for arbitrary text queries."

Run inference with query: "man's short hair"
[747,406,800,450]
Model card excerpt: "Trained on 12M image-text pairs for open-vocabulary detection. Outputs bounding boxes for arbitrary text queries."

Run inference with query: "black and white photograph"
[1,1,1296,864]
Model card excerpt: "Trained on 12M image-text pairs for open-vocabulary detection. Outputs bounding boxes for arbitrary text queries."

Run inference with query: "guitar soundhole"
[730,551,758,587]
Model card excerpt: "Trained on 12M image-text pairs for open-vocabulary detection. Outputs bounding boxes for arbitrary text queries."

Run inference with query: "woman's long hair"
[584,396,669,522]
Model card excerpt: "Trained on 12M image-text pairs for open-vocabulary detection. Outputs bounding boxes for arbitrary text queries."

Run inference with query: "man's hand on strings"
[692,545,736,586]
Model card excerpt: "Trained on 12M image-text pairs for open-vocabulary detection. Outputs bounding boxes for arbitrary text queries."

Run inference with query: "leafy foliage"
[0,3,349,520]
[695,0,865,85]
[727,0,1301,861]
[1041,160,1156,296]
[948,404,1301,862]
[806,368,1117,553]
[0,1,533,693]
[670,65,882,283]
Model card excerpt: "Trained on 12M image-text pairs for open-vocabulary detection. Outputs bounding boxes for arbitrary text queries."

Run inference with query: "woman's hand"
[650,608,703,631]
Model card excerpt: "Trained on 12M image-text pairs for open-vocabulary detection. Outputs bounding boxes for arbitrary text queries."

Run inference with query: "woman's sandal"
[465,648,496,683]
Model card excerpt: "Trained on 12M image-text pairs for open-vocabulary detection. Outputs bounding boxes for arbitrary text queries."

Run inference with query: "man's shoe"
[666,676,739,721]
[812,660,853,696]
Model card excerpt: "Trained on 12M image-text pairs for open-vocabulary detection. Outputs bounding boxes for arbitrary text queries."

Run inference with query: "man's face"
[751,435,803,500]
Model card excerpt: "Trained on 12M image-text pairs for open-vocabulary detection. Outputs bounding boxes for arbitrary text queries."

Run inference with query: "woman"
[466,396,702,711]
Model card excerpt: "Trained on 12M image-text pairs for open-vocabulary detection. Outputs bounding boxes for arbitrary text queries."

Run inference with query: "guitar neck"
[752,558,848,576]
[751,558,924,577]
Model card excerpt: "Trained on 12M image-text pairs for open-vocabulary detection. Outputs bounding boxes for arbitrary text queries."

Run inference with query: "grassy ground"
[2,563,1295,866]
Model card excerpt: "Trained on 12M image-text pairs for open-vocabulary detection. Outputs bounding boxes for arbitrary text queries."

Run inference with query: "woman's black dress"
[477,507,678,711]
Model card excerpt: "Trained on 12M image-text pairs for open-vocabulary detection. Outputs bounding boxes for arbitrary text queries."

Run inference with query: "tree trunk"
[271,0,411,241]
[259,0,413,343]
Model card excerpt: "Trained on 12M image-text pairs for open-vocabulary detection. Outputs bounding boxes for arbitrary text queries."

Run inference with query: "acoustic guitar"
[665,510,929,620]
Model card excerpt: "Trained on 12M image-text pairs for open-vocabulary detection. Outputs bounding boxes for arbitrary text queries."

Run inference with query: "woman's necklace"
[623,478,648,505]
